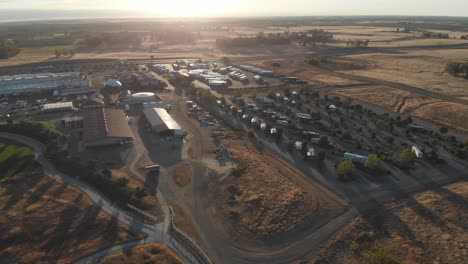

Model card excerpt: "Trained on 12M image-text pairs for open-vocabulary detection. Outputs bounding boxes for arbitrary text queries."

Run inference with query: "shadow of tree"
[2,173,44,211]
[40,193,83,251]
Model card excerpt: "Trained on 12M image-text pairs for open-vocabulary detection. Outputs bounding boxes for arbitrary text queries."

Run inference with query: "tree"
[318,136,330,148]
[337,160,355,178]
[365,154,381,170]
[55,50,61,58]
[400,149,416,167]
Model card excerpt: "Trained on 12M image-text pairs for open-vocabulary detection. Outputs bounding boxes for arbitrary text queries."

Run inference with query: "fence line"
[169,206,212,264]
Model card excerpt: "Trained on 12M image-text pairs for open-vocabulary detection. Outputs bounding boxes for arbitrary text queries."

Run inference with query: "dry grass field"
[310,181,468,264]
[342,50,468,97]
[215,135,345,241]
[0,173,138,264]
[94,243,184,264]
[330,85,440,113]
[412,102,468,131]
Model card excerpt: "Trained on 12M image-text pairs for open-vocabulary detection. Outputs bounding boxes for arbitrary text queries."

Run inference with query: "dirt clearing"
[173,163,193,187]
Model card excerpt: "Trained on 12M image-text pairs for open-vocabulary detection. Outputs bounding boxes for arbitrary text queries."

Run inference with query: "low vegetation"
[446,61,468,79]
[0,121,70,157]
[0,142,37,180]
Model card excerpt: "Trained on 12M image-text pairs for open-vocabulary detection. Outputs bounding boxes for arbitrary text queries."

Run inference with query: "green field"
[0,141,36,180]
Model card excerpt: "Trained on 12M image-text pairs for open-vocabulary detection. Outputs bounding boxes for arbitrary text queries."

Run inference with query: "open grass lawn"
[0,141,36,180]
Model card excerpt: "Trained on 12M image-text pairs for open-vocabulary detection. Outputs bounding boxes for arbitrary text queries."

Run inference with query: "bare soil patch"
[0,173,139,264]
[94,243,184,264]
[173,163,193,188]
[310,181,468,264]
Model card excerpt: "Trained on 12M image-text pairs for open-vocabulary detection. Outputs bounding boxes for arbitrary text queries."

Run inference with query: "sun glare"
[129,0,235,17]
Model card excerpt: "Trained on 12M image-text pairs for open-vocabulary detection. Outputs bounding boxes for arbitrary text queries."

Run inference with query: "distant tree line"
[148,30,196,44]
[216,29,334,48]
[446,61,468,79]
[216,33,290,49]
[346,39,370,47]
[0,39,20,59]
[422,31,450,39]
[81,32,144,48]
[461,35,468,40]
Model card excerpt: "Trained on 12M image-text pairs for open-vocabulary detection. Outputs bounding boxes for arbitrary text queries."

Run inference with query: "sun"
[128,0,234,17]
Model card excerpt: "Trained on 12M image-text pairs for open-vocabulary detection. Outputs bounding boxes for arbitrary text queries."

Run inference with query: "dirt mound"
[0,174,138,264]
[173,163,193,187]
[94,243,184,264]
[310,181,468,264]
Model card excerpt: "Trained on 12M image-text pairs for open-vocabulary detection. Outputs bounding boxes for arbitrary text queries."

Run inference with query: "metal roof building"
[83,108,134,148]
[42,102,75,112]
[143,107,184,137]
[0,72,90,95]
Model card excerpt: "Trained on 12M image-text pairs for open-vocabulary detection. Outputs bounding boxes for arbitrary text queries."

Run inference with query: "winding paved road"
[0,132,198,264]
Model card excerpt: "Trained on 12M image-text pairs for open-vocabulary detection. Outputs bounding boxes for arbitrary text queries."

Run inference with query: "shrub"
[365,154,381,171]
[399,149,416,167]
[337,160,355,177]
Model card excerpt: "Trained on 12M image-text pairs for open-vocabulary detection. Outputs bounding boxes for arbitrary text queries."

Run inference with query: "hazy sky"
[1,0,468,17]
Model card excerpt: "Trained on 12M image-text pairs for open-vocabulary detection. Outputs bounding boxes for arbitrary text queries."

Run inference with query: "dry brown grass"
[94,243,184,264]
[299,71,367,86]
[217,137,344,241]
[330,85,440,113]
[310,181,468,264]
[173,163,192,187]
[412,102,468,132]
[342,50,468,97]
[0,173,138,264]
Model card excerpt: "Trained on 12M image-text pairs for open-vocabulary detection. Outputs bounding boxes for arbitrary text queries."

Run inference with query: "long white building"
[0,72,91,95]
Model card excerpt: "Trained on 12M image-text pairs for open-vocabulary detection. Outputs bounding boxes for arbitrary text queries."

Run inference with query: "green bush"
[368,248,400,264]
[0,121,70,157]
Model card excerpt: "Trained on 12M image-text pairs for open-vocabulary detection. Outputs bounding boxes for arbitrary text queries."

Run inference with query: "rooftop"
[143,107,181,133]
[83,108,133,143]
